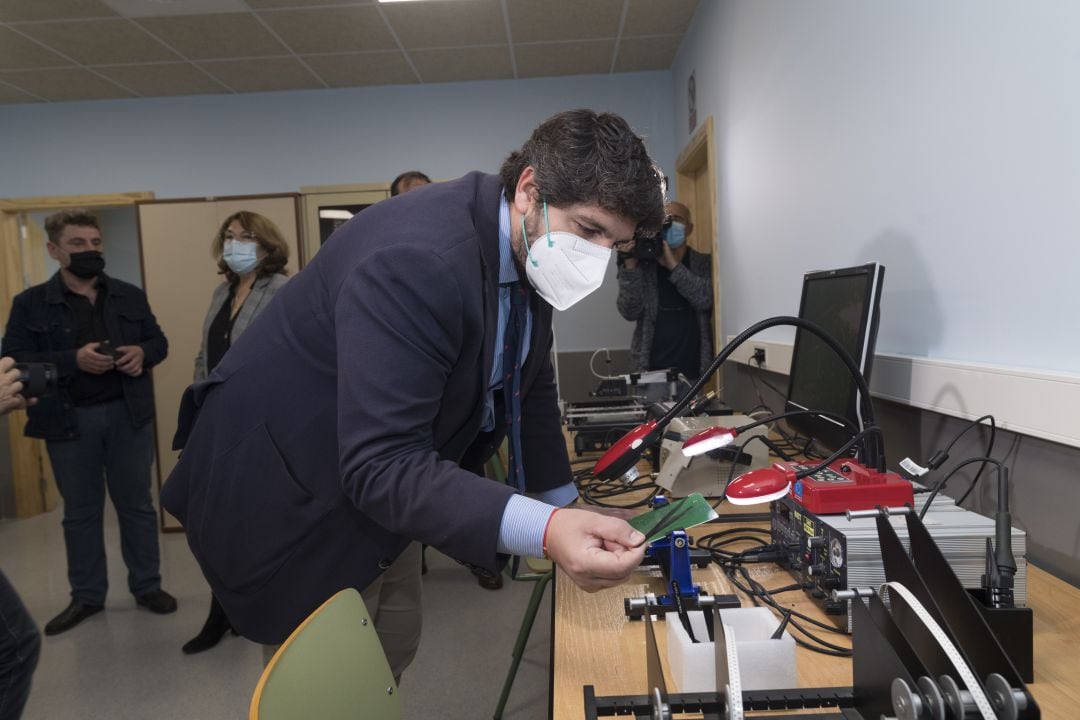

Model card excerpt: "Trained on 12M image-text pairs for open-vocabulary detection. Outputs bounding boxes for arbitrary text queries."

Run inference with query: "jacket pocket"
[23,321,59,351]
[117,309,148,345]
[197,423,319,595]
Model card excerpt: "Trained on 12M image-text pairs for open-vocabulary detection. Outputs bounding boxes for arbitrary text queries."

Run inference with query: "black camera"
[15,363,58,399]
[632,218,673,261]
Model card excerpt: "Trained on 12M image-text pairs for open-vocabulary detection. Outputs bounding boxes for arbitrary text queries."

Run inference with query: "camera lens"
[14,363,58,399]
[633,232,664,260]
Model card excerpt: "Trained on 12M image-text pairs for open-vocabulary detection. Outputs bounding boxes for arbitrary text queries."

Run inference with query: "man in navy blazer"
[162,110,665,678]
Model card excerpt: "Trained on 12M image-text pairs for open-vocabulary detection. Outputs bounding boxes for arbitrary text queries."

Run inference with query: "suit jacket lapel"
[476,176,502,397]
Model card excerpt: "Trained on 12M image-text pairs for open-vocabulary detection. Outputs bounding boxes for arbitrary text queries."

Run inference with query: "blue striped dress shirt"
[492,196,579,558]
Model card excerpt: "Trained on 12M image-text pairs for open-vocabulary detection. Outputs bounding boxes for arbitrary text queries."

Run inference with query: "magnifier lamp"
[680,409,858,458]
[722,425,885,505]
[592,316,882,483]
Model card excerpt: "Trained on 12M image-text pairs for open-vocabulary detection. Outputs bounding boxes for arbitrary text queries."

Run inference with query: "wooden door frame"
[674,116,720,391]
[0,192,154,519]
[299,183,389,265]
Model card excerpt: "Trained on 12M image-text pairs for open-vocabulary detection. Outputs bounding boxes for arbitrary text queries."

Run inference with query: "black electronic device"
[95,340,122,360]
[770,494,1029,638]
[785,262,884,453]
[14,362,58,399]
[564,398,648,456]
[591,378,627,398]
[632,218,671,260]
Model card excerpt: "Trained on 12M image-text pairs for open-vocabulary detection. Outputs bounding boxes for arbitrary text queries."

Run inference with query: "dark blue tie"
[502,282,528,493]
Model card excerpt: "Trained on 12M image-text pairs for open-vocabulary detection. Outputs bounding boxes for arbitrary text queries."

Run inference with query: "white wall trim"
[727,337,1080,450]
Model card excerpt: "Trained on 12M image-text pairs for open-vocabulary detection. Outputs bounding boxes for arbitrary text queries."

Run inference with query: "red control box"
[784,459,914,514]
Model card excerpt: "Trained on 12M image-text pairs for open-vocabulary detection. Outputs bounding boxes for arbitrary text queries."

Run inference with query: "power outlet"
[752,347,766,366]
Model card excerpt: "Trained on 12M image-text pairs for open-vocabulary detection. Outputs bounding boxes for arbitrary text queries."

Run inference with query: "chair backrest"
[250,588,401,720]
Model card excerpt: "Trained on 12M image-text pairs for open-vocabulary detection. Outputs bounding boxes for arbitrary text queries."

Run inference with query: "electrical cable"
[957,433,1021,507]
[743,361,855,462]
[725,565,850,637]
[751,356,788,400]
[572,464,660,508]
[918,415,995,518]
[919,456,1009,520]
[695,525,853,657]
[723,564,852,656]
[588,347,622,380]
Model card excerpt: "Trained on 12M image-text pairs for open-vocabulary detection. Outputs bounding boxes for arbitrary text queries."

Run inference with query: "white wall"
[0,71,675,353]
[673,0,1080,375]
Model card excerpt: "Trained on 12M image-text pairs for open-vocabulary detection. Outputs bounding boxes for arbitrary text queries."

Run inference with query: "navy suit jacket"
[161,173,571,643]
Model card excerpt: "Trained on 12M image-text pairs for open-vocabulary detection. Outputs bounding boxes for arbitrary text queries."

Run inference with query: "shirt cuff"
[532,481,579,508]
[497,494,557,558]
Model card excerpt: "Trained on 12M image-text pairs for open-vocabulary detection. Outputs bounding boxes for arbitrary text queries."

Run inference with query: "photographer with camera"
[0,356,41,720]
[616,201,713,381]
[1,209,176,638]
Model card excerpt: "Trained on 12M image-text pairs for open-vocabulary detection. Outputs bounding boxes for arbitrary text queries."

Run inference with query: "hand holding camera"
[0,356,54,414]
[656,240,678,270]
[620,217,675,270]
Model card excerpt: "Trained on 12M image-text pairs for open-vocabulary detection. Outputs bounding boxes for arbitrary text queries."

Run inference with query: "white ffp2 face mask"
[522,202,612,311]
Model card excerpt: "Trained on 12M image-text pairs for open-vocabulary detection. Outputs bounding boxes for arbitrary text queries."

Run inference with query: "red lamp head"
[726,464,797,505]
[682,426,738,457]
[592,420,660,482]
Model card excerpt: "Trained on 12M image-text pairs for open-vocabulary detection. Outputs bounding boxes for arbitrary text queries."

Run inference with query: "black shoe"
[476,570,504,591]
[182,596,234,655]
[135,589,178,615]
[44,600,104,636]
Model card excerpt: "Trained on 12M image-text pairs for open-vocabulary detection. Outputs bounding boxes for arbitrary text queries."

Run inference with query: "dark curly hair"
[500,109,665,234]
[44,209,100,244]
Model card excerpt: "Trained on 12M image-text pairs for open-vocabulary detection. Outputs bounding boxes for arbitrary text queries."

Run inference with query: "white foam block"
[666,607,796,692]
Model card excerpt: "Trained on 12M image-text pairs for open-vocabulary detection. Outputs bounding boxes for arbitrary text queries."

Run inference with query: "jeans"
[0,570,40,720]
[46,399,160,605]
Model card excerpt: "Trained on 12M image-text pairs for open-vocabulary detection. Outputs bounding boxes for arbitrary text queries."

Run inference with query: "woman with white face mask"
[184,210,291,654]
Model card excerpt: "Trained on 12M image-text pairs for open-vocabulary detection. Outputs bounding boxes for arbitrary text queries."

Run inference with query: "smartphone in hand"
[96,340,122,360]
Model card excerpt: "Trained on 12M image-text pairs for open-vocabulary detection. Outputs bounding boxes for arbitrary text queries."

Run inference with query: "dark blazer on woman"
[161,172,569,643]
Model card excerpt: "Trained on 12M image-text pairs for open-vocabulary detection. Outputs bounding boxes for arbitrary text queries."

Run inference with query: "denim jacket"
[1,272,168,440]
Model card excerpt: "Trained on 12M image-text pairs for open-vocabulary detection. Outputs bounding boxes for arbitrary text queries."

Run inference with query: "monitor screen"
[784,263,884,454]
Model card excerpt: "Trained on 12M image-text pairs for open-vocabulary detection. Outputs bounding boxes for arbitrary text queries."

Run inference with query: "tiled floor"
[1,502,550,719]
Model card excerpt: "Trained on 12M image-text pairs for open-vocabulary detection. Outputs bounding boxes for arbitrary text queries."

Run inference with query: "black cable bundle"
[695,527,853,657]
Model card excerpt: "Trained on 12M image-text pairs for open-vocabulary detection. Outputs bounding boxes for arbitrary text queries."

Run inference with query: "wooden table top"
[550,501,1080,720]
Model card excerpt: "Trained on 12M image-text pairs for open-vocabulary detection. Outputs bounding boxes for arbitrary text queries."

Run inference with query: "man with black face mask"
[1,209,175,636]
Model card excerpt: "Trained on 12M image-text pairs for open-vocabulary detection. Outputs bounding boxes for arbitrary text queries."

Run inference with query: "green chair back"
[250,588,401,720]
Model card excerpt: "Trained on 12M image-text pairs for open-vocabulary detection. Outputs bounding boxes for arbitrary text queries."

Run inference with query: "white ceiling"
[0,0,698,104]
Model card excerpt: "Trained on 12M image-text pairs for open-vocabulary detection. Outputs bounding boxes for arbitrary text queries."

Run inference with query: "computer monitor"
[784,262,885,453]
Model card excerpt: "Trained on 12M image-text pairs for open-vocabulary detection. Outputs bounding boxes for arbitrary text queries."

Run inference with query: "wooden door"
[675,116,720,392]
[137,195,301,530]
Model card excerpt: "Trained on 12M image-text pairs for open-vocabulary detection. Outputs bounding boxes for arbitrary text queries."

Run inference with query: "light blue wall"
[0,71,674,354]
[673,0,1080,374]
